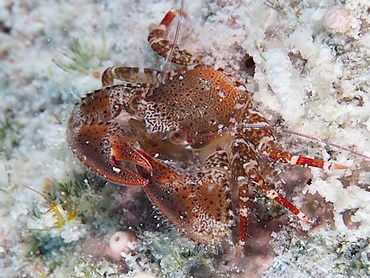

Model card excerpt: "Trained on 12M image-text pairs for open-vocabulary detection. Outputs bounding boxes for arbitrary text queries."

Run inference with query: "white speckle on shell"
[207,184,216,192]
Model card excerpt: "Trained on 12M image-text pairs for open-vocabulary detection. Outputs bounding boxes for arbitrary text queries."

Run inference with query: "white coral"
[325,6,351,32]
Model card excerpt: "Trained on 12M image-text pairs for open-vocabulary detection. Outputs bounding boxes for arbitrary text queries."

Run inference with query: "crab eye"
[130,95,143,111]
[169,129,187,145]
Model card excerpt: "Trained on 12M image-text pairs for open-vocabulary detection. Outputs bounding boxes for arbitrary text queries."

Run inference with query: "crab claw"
[138,151,233,244]
[68,122,151,186]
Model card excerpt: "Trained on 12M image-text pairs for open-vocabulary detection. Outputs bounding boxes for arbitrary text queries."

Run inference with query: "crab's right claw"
[67,122,152,186]
[137,151,233,245]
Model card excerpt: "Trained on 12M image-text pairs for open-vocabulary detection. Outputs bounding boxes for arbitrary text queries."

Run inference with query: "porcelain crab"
[67,10,347,250]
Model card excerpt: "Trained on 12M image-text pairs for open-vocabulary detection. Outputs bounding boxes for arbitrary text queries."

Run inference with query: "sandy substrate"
[1,0,370,277]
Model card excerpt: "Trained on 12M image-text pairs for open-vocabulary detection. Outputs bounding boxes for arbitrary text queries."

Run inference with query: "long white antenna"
[158,0,186,83]
[244,122,370,160]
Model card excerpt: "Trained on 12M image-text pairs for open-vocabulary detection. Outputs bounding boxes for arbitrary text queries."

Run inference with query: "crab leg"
[148,9,199,66]
[67,85,152,186]
[262,145,348,170]
[230,134,308,249]
[240,102,348,170]
[101,67,160,87]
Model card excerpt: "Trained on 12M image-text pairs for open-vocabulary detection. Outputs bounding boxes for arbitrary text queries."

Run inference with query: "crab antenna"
[157,0,186,84]
[243,123,370,161]
[279,127,370,161]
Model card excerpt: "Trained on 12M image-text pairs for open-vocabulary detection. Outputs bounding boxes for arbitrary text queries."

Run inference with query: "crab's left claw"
[67,86,154,186]
[68,120,152,186]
